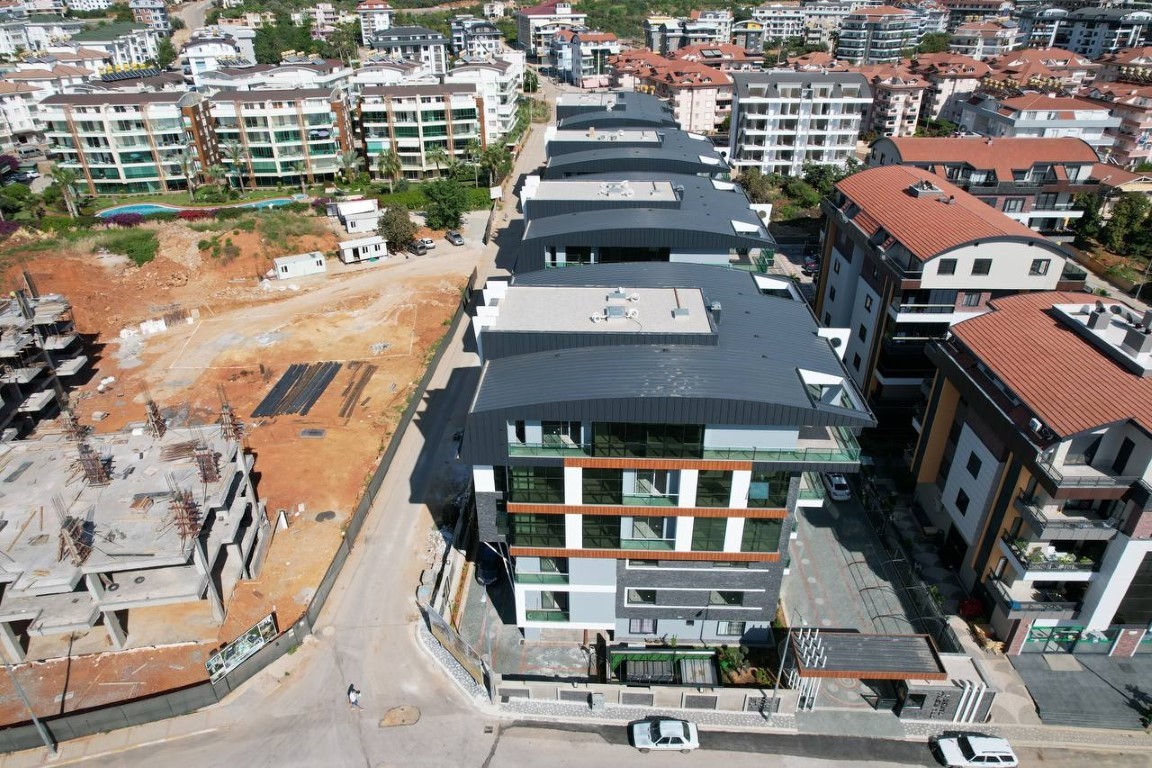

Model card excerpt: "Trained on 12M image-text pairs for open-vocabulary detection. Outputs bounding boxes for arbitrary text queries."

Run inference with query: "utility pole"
[4,663,57,756]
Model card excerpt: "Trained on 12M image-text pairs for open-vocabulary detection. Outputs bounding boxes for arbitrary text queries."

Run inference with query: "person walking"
[347,684,363,710]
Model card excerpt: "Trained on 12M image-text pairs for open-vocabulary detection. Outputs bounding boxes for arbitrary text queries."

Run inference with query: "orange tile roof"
[1090,162,1146,186]
[950,292,1152,437]
[0,82,41,95]
[674,42,758,61]
[996,93,1107,117]
[835,165,1045,262]
[883,136,1098,178]
[851,4,914,16]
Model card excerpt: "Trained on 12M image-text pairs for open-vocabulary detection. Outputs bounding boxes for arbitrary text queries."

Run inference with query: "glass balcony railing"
[798,472,825,500]
[1013,494,1119,537]
[525,610,569,622]
[514,572,569,584]
[621,494,678,507]
[989,578,1079,617]
[619,538,676,551]
[1001,531,1100,573]
[1034,455,1139,489]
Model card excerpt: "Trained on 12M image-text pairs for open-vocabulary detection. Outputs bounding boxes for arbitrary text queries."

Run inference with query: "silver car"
[629,718,699,753]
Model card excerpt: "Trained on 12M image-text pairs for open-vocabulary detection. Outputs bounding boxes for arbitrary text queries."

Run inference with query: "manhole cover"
[300,429,327,439]
[315,511,336,522]
[380,706,420,727]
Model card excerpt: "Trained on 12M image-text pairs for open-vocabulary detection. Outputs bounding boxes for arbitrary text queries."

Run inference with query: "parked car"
[445,230,464,246]
[475,546,503,586]
[802,256,820,276]
[629,718,699,754]
[407,241,428,256]
[419,237,436,249]
[931,734,1018,767]
[822,472,852,501]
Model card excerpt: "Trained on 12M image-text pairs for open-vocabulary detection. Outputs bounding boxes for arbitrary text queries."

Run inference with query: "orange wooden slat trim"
[507,503,787,519]
[566,457,754,471]
[507,547,782,562]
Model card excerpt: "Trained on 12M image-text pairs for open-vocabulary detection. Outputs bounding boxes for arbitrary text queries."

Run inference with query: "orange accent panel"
[565,457,753,471]
[508,548,782,562]
[507,503,787,519]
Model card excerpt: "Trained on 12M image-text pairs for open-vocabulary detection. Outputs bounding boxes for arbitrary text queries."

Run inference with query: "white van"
[16,146,41,160]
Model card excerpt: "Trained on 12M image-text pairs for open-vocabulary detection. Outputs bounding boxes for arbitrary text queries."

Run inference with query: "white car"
[932,735,1018,767]
[822,472,852,501]
[419,237,436,249]
[630,718,699,754]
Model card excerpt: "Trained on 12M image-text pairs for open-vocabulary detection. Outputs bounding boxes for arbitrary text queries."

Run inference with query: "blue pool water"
[96,198,293,218]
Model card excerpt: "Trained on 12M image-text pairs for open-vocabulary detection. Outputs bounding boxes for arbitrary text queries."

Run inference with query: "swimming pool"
[96,198,294,218]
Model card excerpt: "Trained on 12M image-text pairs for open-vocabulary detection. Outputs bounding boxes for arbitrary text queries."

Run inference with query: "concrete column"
[674,517,694,552]
[730,470,751,509]
[1004,619,1029,656]
[564,513,582,549]
[85,573,106,600]
[0,621,25,663]
[723,517,745,553]
[193,540,226,622]
[103,610,127,650]
[564,466,582,505]
[679,469,699,507]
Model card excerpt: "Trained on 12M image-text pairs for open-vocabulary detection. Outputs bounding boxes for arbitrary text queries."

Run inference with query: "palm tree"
[175,149,199,202]
[291,161,309,196]
[375,148,400,194]
[465,138,482,186]
[224,141,248,196]
[50,166,79,219]
[481,145,512,186]
[337,150,362,186]
[426,145,449,178]
[206,164,227,190]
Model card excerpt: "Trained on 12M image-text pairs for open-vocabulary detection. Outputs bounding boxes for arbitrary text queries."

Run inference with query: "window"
[966,453,982,478]
[582,516,622,548]
[583,468,623,504]
[938,258,956,276]
[696,470,733,507]
[833,259,841,274]
[716,621,746,637]
[1029,259,1050,276]
[858,324,867,342]
[691,517,728,551]
[709,590,744,606]
[509,466,565,503]
[747,470,789,508]
[823,312,831,325]
[629,618,656,634]
[852,353,861,370]
[741,518,782,553]
[829,286,836,301]
[955,488,970,515]
[508,514,566,547]
[1004,198,1024,213]
[971,259,992,276]
[627,588,657,605]
[864,295,872,312]
[962,291,982,307]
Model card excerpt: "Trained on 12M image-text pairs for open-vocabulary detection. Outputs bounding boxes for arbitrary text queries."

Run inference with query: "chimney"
[1087,308,1111,330]
[1123,326,1152,356]
[710,301,722,325]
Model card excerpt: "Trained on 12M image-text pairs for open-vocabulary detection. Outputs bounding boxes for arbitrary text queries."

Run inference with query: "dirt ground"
[0,210,476,725]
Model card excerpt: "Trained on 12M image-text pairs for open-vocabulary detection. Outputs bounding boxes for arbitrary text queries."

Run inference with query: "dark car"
[407,240,428,256]
[475,546,503,586]
[445,230,464,246]
[802,256,821,276]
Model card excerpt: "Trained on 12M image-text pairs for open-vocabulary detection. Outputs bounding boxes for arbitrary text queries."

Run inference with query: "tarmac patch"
[380,705,420,727]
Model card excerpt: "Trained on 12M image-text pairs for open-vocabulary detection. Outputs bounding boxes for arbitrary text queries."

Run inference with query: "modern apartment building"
[69,22,161,68]
[982,47,1100,93]
[813,164,1086,411]
[948,20,1018,61]
[195,57,354,94]
[1096,46,1152,85]
[462,262,873,642]
[672,43,764,73]
[181,27,258,87]
[907,53,990,123]
[1017,7,1152,60]
[356,83,482,180]
[517,172,773,271]
[1078,83,1152,171]
[550,30,619,89]
[940,0,1012,29]
[728,71,871,177]
[129,0,171,34]
[39,91,216,195]
[516,0,587,57]
[836,6,922,65]
[0,83,45,151]
[446,55,523,143]
[449,15,504,58]
[749,4,807,44]
[357,0,393,46]
[909,292,1152,658]
[959,93,1120,160]
[644,10,733,55]
[612,51,733,134]
[867,136,1100,232]
[369,26,449,75]
[859,65,927,138]
[211,88,351,188]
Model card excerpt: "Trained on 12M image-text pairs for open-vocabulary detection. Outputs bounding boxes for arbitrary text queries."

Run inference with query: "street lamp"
[4,663,57,756]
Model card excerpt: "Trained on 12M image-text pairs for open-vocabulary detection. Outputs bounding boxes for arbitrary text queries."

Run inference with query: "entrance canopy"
[789,630,948,681]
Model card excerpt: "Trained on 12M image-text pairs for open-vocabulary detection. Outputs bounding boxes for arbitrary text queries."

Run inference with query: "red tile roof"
[997,92,1108,116]
[674,43,759,61]
[1090,162,1146,187]
[850,4,914,16]
[835,165,1046,262]
[909,53,989,79]
[950,292,1152,437]
[882,136,1098,178]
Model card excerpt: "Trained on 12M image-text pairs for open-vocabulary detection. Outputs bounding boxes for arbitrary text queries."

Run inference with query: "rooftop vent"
[672,307,690,319]
[1087,305,1111,330]
[908,179,944,198]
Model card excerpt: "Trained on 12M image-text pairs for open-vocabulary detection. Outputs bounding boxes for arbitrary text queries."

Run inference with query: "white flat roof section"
[490,286,713,334]
[528,178,679,203]
[551,127,662,144]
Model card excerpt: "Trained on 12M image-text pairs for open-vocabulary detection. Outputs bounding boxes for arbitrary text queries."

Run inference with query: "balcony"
[1000,532,1100,577]
[525,610,569,622]
[514,571,569,584]
[1013,494,1118,541]
[1034,455,1139,490]
[797,471,825,505]
[988,578,1079,620]
[507,438,587,457]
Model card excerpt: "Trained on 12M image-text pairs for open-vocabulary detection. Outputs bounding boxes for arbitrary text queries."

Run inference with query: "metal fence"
[1,269,480,755]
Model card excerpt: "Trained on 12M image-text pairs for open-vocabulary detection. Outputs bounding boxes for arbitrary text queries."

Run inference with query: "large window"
[583,468,623,505]
[509,466,564,503]
[629,618,657,634]
[748,471,790,508]
[741,518,782,553]
[716,621,746,636]
[709,590,744,606]
[696,470,733,507]
[625,517,676,550]
[691,517,728,551]
[626,588,657,605]
[592,422,704,458]
[583,516,622,548]
[508,514,566,547]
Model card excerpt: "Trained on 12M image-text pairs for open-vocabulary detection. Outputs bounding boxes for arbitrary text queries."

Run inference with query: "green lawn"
[90,187,295,213]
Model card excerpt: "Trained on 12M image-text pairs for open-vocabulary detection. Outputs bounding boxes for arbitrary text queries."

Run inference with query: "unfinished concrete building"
[0,284,88,440]
[0,425,271,662]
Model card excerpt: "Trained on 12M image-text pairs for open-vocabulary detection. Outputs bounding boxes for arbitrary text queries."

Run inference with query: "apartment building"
[211,88,351,188]
[728,71,872,177]
[356,83,482,180]
[610,50,733,134]
[982,47,1100,93]
[1078,83,1152,171]
[517,172,773,270]
[907,53,990,123]
[948,20,1018,61]
[859,65,927,138]
[749,3,807,43]
[958,93,1120,159]
[129,0,171,34]
[813,164,1086,410]
[290,3,357,39]
[7,65,94,100]
[516,0,587,58]
[40,91,216,195]
[837,6,922,65]
[542,124,730,180]
[644,10,733,55]
[357,0,393,46]
[1017,7,1152,59]
[446,55,523,142]
[1096,46,1152,85]
[369,26,448,75]
[181,27,258,87]
[672,43,765,72]
[0,83,42,151]
[940,0,1012,29]
[462,262,873,642]
[868,136,1100,232]
[449,15,504,58]
[1015,6,1071,50]
[69,22,160,68]
[67,0,113,11]
[195,57,354,94]
[731,19,766,51]
[549,29,617,88]
[909,292,1152,658]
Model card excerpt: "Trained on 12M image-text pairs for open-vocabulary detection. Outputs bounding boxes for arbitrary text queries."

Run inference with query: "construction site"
[0,208,482,726]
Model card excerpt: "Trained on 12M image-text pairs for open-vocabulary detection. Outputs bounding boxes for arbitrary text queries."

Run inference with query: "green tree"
[224,142,248,195]
[1071,191,1103,246]
[422,178,467,229]
[480,145,512,185]
[425,145,449,177]
[170,17,186,30]
[917,32,950,54]
[175,149,199,202]
[253,13,317,64]
[464,138,483,185]
[523,68,539,93]
[50,166,79,219]
[291,161,308,196]
[1104,193,1151,254]
[0,181,38,221]
[338,150,362,185]
[735,167,776,204]
[375,148,400,193]
[917,119,959,137]
[802,158,859,197]
[322,20,361,63]
[379,206,417,249]
[155,38,177,69]
[111,3,133,22]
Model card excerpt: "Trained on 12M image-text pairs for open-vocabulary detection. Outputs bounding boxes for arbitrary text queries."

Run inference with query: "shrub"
[104,212,145,228]
[281,202,310,214]
[145,212,179,223]
[100,229,158,266]
[178,209,216,221]
[197,239,212,251]
[215,207,246,221]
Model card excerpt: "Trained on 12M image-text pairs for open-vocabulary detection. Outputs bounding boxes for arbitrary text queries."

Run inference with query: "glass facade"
[507,513,565,547]
[741,518,783,553]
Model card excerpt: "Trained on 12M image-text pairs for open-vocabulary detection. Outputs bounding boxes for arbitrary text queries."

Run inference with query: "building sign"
[422,603,491,699]
[206,613,278,683]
